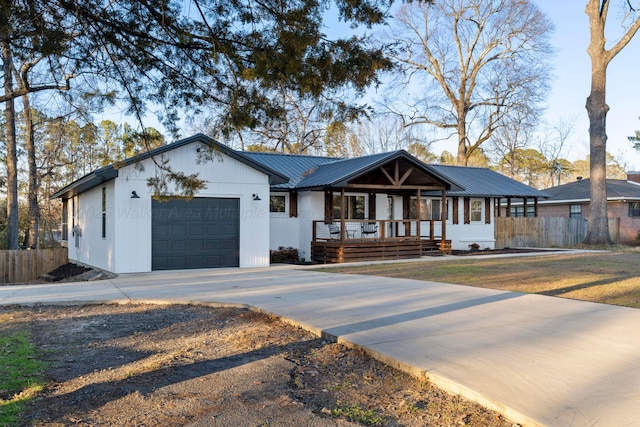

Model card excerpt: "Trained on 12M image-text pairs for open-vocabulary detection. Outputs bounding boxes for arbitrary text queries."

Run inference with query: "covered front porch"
[301,152,460,264]
[311,218,452,263]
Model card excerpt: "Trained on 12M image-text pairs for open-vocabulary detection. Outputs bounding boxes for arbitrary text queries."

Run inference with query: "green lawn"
[0,316,45,426]
[322,251,640,308]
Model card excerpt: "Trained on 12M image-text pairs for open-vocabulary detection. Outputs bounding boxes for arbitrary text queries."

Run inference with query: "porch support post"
[497,198,501,217]
[416,189,421,239]
[441,189,447,253]
[523,197,528,217]
[534,197,539,217]
[340,188,346,242]
[506,197,512,217]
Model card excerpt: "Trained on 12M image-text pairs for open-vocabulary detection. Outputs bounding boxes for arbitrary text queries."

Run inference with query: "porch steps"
[421,239,452,255]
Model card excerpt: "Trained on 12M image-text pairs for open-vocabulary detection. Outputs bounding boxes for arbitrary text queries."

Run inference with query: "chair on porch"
[328,223,341,238]
[361,222,378,238]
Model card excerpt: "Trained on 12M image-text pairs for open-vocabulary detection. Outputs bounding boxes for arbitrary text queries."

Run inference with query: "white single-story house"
[53,134,546,273]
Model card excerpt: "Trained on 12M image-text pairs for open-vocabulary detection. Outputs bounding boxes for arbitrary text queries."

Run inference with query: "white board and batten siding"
[268,194,497,254]
[269,191,300,253]
[448,197,496,250]
[70,141,271,274]
[68,180,116,272]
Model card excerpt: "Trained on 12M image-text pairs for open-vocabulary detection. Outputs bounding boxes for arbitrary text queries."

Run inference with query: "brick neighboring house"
[520,173,640,245]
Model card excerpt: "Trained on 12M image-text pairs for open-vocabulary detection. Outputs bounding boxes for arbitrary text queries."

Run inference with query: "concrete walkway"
[1,256,639,427]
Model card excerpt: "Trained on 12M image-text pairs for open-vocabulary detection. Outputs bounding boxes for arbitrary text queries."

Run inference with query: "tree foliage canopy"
[1,0,394,247]
[383,0,553,165]
[2,0,393,147]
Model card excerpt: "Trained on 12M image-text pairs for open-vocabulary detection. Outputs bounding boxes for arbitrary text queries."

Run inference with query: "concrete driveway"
[1,261,639,427]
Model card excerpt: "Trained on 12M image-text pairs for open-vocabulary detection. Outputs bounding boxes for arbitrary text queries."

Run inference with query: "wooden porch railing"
[312,219,443,242]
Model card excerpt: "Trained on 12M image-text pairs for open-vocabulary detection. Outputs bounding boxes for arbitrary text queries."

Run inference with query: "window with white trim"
[470,200,483,222]
[269,195,286,213]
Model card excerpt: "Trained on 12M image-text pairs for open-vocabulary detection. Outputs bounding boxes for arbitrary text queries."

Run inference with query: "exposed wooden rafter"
[399,167,414,185]
[379,159,414,186]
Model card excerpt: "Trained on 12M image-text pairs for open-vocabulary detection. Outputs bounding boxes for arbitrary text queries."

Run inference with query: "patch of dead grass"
[324,252,640,308]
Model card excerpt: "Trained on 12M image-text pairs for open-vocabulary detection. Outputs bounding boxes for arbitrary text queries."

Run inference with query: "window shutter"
[289,191,298,218]
[485,198,491,224]
[464,197,470,224]
[452,197,459,225]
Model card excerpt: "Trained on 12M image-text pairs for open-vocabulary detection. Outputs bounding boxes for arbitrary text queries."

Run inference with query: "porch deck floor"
[311,238,451,263]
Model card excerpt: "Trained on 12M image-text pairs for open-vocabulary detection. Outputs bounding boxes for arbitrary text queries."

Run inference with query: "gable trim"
[52,134,289,199]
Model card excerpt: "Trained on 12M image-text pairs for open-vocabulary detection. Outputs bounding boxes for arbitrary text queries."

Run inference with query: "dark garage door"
[152,198,240,270]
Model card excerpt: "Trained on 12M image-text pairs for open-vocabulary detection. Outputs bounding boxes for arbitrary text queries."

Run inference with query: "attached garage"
[151,198,240,270]
[52,134,288,273]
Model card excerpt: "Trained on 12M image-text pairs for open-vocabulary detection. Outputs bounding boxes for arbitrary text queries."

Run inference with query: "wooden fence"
[0,248,68,284]
[495,217,620,248]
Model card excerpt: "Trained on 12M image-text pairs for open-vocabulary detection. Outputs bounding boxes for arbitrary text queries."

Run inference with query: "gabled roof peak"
[52,133,289,198]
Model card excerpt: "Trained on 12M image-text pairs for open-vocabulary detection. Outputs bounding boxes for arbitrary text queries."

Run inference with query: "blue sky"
[117,1,640,170]
[534,1,640,169]
[383,1,640,169]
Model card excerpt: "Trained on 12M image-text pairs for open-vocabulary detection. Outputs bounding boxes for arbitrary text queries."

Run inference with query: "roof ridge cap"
[243,151,337,160]
[432,164,486,169]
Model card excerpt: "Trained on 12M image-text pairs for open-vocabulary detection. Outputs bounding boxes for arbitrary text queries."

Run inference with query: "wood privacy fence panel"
[0,249,68,283]
[495,217,620,248]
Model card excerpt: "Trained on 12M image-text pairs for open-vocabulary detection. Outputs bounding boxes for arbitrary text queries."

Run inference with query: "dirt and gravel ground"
[1,303,516,427]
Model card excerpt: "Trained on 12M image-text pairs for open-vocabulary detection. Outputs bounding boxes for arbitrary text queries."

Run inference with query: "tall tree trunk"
[584,0,611,245]
[583,0,640,245]
[584,63,611,244]
[22,94,39,249]
[456,106,468,166]
[1,38,19,250]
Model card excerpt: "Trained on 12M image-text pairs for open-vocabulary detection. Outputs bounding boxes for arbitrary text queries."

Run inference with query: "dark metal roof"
[243,152,336,189]
[295,150,462,190]
[246,150,464,191]
[294,152,395,188]
[52,134,289,199]
[540,178,640,202]
[426,165,549,198]
[51,166,120,199]
[53,132,545,200]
